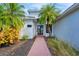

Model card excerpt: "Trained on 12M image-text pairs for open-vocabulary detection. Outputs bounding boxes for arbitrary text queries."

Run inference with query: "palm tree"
[0,3,25,30]
[0,3,25,45]
[39,4,60,37]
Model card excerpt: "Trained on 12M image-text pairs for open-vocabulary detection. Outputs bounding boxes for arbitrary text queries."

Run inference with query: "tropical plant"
[47,38,77,56]
[0,3,24,30]
[39,4,60,36]
[21,34,28,41]
[0,31,8,47]
[0,3,25,46]
[3,27,19,44]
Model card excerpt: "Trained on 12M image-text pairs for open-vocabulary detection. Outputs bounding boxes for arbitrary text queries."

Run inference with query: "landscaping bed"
[46,37,79,56]
[0,39,34,56]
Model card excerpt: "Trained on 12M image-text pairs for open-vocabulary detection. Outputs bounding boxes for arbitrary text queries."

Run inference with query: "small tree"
[39,4,60,37]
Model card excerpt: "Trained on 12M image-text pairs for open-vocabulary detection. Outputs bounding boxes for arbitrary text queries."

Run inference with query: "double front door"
[37,25,44,35]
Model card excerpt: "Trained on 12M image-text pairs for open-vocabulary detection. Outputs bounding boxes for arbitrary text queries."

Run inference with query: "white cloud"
[22,3,74,15]
[24,3,49,10]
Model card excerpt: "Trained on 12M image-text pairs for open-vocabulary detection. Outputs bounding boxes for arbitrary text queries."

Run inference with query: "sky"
[22,3,74,15]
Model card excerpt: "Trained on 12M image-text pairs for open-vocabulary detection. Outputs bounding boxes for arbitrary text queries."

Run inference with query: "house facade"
[53,3,79,50]
[20,10,54,39]
[20,3,79,50]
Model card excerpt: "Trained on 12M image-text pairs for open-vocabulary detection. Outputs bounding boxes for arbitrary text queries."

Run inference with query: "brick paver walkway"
[28,36,51,56]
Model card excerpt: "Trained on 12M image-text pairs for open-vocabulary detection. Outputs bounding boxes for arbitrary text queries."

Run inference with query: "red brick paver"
[28,36,51,56]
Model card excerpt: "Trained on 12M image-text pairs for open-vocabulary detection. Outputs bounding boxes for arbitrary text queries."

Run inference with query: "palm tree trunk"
[49,30,52,37]
[48,24,52,37]
[48,24,51,37]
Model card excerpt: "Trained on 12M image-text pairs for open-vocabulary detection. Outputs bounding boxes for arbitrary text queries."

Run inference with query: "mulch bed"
[0,39,34,56]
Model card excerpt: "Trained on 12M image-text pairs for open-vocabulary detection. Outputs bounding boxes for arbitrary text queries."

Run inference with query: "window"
[27,25,32,27]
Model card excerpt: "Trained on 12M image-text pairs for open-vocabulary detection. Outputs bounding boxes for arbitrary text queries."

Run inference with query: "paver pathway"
[28,36,51,56]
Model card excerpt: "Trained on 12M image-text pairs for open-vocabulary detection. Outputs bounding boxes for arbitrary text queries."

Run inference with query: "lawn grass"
[47,38,79,56]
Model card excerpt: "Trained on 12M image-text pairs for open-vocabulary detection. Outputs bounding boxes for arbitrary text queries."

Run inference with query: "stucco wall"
[20,20,36,39]
[53,9,79,50]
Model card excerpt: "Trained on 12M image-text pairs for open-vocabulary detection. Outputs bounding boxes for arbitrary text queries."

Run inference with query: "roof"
[57,3,79,20]
[23,15,38,20]
[28,9,40,14]
[22,15,39,23]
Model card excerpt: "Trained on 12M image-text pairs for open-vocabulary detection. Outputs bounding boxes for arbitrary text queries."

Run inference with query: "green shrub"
[0,27,20,47]
[47,38,77,56]
[21,35,28,41]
